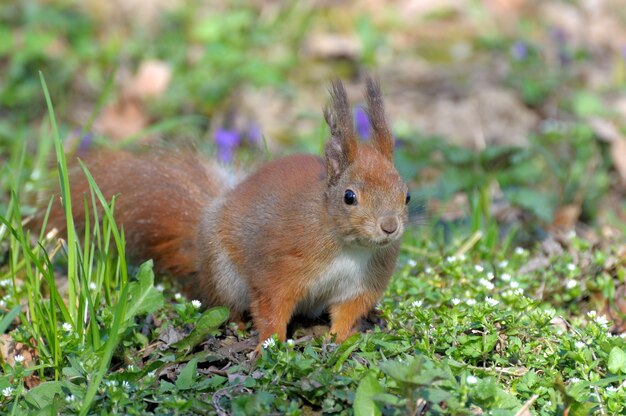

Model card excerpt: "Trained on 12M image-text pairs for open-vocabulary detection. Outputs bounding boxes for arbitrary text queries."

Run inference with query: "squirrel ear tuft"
[324,80,357,185]
[364,77,394,161]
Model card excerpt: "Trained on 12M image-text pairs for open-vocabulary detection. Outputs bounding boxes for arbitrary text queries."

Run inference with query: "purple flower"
[354,106,370,140]
[246,122,262,145]
[214,128,240,163]
[549,27,568,46]
[510,41,527,61]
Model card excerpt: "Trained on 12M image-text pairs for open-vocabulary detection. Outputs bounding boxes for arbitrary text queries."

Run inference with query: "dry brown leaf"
[130,60,172,99]
[610,138,626,185]
[589,117,622,143]
[303,33,362,60]
[95,96,149,141]
[0,333,38,368]
[552,204,581,231]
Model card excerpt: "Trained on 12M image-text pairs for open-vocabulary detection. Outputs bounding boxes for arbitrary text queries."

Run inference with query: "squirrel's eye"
[344,189,357,205]
[405,192,411,205]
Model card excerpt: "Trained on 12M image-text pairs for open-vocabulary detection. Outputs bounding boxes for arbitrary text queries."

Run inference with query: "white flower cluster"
[479,278,495,291]
[587,311,610,328]
[262,337,276,349]
[485,297,499,307]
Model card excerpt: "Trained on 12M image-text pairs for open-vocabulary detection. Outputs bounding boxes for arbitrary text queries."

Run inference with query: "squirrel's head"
[323,78,409,248]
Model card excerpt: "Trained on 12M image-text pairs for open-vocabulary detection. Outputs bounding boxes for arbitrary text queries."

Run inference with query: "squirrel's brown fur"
[45,79,409,346]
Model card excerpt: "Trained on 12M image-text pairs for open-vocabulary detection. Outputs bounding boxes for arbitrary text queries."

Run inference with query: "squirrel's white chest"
[296,247,373,317]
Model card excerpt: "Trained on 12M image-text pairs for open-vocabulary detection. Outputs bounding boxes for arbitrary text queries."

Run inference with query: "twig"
[514,394,538,416]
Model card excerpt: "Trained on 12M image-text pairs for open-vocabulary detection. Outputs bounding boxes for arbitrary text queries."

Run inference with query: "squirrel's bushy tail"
[45,149,234,278]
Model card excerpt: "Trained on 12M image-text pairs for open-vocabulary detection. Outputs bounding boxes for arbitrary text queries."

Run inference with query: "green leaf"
[608,347,626,374]
[23,381,84,410]
[124,261,164,322]
[572,91,605,117]
[0,305,21,334]
[173,307,229,352]
[354,373,383,416]
[176,357,199,390]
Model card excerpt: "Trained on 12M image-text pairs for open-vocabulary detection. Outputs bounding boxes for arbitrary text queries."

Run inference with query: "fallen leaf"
[130,60,172,99]
[95,95,148,140]
[0,333,38,368]
[552,204,581,231]
[589,117,622,143]
[303,33,362,60]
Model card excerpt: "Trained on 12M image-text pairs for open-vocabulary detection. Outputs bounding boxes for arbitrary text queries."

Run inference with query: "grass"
[1,1,626,415]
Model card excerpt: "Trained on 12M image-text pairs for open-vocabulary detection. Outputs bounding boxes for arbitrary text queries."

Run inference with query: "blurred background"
[1,0,626,244]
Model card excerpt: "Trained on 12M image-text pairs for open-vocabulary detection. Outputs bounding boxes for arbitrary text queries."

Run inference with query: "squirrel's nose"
[379,217,398,235]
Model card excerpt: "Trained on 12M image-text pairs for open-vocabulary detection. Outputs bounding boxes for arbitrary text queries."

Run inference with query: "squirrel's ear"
[324,80,357,185]
[365,77,394,161]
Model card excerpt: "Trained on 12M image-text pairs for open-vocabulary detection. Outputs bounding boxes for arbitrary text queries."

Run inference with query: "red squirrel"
[47,79,409,346]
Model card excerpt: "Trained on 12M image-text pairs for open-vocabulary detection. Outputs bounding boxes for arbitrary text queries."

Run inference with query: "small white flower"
[567,263,576,271]
[575,341,585,349]
[565,279,577,289]
[446,256,457,263]
[485,297,499,306]
[286,339,295,346]
[0,300,6,308]
[89,282,97,291]
[500,273,511,282]
[587,311,597,318]
[407,259,417,268]
[424,267,433,274]
[2,387,14,397]
[262,337,276,349]
[514,247,525,255]
[155,284,164,292]
[479,278,494,291]
[14,354,24,364]
[498,260,509,268]
[459,254,467,261]
[122,381,130,390]
[65,394,76,403]
[451,298,461,305]
[174,293,183,301]
[510,281,520,289]
[147,371,156,378]
[411,300,423,308]
[62,322,73,332]
[0,279,10,287]
[487,272,495,280]
[606,385,618,393]
[466,375,478,385]
[104,380,118,388]
[514,288,524,296]
[474,265,484,272]
[595,315,609,327]
[569,377,581,384]
[191,300,201,309]
[466,299,477,306]
[127,364,135,371]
